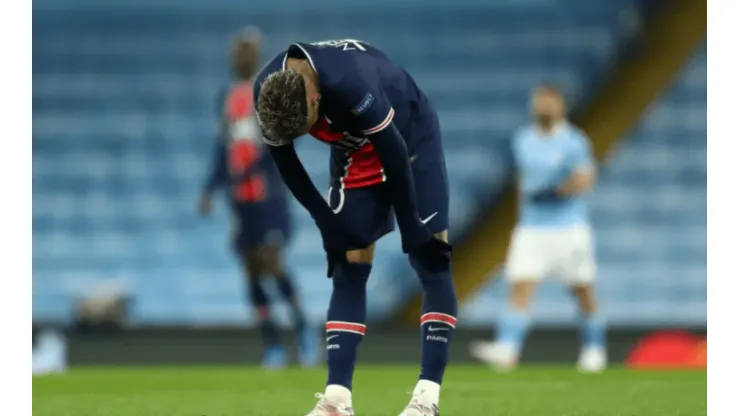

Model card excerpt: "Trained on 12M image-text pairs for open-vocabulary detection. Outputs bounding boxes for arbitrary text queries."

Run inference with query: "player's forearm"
[558,169,595,196]
[203,139,229,193]
[367,125,424,236]
[267,144,334,224]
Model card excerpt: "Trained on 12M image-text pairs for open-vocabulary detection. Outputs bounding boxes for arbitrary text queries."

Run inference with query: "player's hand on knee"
[324,238,365,278]
[325,249,345,278]
[316,215,366,277]
[409,237,452,272]
[317,223,346,277]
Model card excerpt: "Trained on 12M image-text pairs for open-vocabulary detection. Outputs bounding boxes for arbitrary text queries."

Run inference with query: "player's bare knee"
[242,249,266,279]
[245,262,264,280]
[345,244,376,264]
[570,284,598,314]
[510,281,537,310]
[259,246,284,276]
[434,230,449,243]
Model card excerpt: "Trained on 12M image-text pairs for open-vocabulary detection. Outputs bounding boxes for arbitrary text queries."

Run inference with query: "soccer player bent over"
[198,29,319,369]
[254,39,457,415]
[471,85,606,372]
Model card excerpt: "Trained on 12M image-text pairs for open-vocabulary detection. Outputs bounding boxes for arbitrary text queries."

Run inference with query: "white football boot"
[470,341,519,370]
[305,393,355,416]
[399,380,441,416]
[577,347,607,373]
[399,396,440,416]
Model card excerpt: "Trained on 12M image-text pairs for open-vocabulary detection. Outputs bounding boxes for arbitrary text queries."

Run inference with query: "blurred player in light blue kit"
[471,85,606,372]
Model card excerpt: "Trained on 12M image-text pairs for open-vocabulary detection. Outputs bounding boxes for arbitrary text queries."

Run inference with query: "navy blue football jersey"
[253,39,437,189]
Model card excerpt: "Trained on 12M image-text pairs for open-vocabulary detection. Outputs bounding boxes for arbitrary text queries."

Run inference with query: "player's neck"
[286,58,319,85]
[234,76,253,85]
[535,120,565,136]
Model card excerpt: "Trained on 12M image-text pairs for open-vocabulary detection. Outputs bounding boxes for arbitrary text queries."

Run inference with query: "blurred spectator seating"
[33,0,639,325]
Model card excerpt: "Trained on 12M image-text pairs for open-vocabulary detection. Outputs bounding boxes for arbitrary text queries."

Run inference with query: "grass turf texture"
[33,365,706,416]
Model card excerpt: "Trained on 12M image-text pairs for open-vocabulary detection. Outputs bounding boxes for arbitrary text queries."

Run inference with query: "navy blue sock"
[325,262,371,391]
[248,278,279,347]
[411,257,458,385]
[276,273,306,332]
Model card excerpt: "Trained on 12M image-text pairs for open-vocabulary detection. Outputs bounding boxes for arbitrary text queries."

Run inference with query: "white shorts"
[505,225,597,285]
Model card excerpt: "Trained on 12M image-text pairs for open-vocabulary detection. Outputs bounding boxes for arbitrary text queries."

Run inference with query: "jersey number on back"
[311,39,367,52]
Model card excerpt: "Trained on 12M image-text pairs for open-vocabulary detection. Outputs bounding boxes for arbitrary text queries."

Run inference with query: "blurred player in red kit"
[198,28,319,369]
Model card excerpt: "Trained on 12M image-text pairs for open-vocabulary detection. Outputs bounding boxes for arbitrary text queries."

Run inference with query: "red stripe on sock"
[420,312,457,328]
[326,321,366,335]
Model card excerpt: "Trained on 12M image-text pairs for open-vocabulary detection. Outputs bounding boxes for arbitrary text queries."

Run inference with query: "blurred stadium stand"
[33,0,699,328]
[461,46,707,327]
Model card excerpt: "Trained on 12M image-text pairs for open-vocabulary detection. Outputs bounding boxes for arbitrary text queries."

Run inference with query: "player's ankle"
[325,384,352,406]
[413,379,440,404]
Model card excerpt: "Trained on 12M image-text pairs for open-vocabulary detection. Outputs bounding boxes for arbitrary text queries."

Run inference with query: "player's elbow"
[570,169,595,193]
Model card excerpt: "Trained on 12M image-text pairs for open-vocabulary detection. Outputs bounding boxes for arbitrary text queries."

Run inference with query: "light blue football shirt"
[512,122,595,228]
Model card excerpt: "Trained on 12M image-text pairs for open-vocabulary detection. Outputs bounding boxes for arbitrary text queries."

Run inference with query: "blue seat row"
[33,1,640,325]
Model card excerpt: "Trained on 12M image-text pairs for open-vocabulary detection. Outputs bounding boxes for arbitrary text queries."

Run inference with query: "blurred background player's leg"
[470,227,550,370]
[231,211,287,369]
[238,201,319,369]
[564,226,606,372]
[258,217,320,368]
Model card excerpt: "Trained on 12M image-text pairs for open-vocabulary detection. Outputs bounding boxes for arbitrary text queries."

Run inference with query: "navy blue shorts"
[230,199,292,250]
[327,126,449,250]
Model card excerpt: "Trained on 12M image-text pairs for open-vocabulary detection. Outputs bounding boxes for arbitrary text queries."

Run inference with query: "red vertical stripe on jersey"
[226,83,264,202]
[420,312,457,328]
[309,117,385,189]
[343,144,384,188]
[229,141,265,202]
[227,84,254,121]
[309,117,345,143]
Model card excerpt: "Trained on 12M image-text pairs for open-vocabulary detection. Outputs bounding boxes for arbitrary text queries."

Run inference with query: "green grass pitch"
[33,365,706,416]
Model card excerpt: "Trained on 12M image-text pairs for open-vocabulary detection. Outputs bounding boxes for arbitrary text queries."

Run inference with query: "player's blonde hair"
[257,70,308,142]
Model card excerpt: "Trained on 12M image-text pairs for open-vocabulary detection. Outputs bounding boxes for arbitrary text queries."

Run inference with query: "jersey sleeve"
[332,71,394,136]
[569,130,595,171]
[510,128,525,169]
[202,87,230,193]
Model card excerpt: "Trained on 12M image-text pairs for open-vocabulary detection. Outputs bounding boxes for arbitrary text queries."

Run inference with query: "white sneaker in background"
[577,347,607,373]
[32,330,67,375]
[470,341,519,371]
